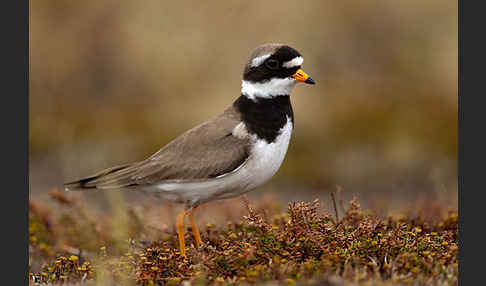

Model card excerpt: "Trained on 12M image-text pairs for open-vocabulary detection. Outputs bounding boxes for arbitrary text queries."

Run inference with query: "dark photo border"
[459,0,480,285]
[4,0,29,284]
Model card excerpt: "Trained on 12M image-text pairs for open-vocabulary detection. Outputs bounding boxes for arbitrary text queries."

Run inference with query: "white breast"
[147,117,293,206]
[240,118,293,190]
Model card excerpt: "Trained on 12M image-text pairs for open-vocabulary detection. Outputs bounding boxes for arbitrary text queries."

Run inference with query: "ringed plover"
[65,43,315,256]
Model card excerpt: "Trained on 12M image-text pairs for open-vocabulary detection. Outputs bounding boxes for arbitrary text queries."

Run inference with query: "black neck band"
[233,95,294,143]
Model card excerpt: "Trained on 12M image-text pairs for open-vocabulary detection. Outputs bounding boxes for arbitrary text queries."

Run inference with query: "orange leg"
[189,206,202,248]
[176,210,187,257]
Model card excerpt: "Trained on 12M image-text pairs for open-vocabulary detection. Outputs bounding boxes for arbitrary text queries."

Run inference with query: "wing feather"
[65,106,250,190]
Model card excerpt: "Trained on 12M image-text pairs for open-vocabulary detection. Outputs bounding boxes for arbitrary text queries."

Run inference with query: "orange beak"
[292,69,315,84]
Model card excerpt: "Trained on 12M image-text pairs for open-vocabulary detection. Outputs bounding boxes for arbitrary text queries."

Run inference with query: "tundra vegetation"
[29,189,457,285]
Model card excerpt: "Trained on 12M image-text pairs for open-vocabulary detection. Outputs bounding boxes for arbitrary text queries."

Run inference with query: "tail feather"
[64,164,132,191]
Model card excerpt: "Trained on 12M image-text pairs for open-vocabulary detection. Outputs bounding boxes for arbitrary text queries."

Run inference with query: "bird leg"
[176,210,187,257]
[188,206,202,248]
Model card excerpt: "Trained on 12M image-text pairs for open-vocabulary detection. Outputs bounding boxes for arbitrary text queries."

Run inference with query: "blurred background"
[30,0,457,213]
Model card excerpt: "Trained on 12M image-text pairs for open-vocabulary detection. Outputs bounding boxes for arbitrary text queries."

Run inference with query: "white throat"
[241,78,297,100]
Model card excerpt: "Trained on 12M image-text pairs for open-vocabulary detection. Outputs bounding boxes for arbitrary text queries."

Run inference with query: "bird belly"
[147,118,293,206]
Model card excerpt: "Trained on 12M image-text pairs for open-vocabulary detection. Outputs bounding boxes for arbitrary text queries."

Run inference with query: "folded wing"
[65,106,250,190]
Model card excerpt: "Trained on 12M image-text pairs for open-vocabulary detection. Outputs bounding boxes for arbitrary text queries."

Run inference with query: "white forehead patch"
[251,54,272,67]
[282,56,304,68]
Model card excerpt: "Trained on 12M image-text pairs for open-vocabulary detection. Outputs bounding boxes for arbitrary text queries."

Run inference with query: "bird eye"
[265,59,280,70]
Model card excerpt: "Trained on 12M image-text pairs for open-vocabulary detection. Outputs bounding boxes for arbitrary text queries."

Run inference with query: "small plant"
[29,190,458,285]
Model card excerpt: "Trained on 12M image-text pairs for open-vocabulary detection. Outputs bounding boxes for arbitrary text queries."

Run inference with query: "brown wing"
[64,106,250,190]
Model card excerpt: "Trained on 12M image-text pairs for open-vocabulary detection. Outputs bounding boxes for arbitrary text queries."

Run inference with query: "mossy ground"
[29,189,457,285]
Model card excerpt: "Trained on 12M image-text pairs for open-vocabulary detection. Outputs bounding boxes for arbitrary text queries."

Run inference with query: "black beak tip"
[305,77,315,85]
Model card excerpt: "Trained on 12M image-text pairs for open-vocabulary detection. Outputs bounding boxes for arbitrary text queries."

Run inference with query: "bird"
[64,43,315,257]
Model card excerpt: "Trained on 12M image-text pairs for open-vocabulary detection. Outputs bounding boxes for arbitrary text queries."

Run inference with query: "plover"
[65,43,315,256]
